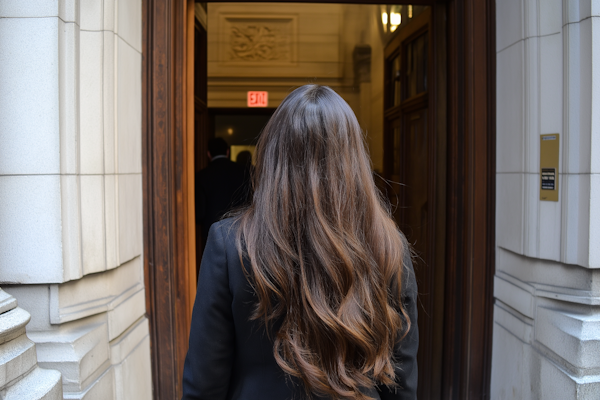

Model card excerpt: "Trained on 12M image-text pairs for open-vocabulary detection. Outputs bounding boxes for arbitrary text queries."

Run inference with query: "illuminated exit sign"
[247,91,268,108]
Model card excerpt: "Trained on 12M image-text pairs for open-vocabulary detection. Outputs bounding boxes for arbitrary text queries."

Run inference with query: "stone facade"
[492,0,600,398]
[1,0,600,399]
[0,1,151,399]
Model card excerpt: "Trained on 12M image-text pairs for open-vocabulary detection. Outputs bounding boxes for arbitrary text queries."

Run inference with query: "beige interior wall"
[206,2,387,173]
[366,6,385,173]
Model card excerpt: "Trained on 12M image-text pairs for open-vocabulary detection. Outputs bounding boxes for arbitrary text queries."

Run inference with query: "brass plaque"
[540,134,559,201]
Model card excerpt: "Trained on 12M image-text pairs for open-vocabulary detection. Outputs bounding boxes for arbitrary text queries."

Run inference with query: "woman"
[182,85,418,400]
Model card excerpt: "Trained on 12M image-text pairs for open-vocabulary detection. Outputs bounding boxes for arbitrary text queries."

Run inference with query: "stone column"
[0,1,151,398]
[492,0,600,398]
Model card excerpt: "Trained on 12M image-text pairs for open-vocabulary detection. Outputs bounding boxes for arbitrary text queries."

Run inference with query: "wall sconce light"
[381,5,403,33]
[379,5,419,42]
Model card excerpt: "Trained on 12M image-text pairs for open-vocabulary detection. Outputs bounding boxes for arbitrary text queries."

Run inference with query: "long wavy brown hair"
[235,85,410,399]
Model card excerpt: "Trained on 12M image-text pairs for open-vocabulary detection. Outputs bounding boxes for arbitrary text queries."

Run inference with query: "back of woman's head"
[236,84,409,399]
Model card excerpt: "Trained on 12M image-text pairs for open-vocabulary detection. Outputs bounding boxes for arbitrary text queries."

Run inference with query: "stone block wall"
[0,1,151,399]
[492,0,600,398]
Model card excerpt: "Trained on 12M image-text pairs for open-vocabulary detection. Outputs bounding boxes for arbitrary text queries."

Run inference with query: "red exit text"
[247,91,268,107]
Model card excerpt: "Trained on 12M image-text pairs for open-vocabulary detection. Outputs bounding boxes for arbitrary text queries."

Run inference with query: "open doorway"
[142,1,496,399]
[195,3,445,398]
[209,109,275,163]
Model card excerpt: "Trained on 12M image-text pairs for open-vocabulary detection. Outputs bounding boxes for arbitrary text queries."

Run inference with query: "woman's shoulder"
[207,217,244,259]
[210,217,239,239]
[207,217,252,291]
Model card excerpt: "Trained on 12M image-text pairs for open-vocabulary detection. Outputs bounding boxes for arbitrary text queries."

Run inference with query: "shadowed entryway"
[142,0,495,398]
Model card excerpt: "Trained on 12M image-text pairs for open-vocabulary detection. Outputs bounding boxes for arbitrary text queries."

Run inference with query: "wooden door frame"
[141,0,495,398]
[442,0,496,398]
[142,0,197,398]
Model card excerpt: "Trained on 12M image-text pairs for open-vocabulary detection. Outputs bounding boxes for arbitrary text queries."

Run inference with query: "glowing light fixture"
[380,5,403,36]
[227,128,233,135]
[390,12,401,31]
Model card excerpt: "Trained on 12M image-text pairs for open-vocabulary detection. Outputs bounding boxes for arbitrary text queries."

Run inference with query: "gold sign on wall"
[540,134,559,201]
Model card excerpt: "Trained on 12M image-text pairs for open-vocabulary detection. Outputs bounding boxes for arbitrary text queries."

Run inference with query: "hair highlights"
[235,85,409,399]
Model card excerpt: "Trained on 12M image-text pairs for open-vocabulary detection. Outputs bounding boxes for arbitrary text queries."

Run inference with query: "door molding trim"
[142,0,196,398]
[442,0,496,398]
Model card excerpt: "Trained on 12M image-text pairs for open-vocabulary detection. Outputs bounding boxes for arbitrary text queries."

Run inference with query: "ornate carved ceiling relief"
[220,15,297,65]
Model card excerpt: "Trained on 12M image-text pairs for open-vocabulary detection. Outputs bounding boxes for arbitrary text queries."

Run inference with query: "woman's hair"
[235,85,409,399]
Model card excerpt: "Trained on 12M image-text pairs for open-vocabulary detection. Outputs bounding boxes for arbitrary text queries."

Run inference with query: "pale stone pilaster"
[492,0,600,398]
[0,1,150,398]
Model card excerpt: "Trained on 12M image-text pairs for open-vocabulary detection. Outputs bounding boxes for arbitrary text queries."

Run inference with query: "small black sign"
[541,168,556,190]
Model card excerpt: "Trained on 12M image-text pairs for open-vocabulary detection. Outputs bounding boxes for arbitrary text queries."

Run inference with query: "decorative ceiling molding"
[218,14,298,66]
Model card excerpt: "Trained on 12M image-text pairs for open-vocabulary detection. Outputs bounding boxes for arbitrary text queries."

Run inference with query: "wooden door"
[383,8,446,399]
[142,0,201,398]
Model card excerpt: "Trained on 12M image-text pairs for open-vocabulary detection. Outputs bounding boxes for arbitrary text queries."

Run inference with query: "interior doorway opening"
[210,108,275,164]
[142,0,496,398]
[195,3,445,399]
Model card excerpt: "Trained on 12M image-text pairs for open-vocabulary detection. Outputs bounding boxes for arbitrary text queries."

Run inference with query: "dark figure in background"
[195,138,249,243]
[235,150,253,169]
[236,150,254,188]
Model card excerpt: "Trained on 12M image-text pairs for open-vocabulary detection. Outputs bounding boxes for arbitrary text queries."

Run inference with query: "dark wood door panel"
[383,9,443,399]
[142,0,201,398]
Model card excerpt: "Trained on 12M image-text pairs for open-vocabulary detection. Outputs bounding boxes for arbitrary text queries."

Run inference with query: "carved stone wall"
[220,15,296,64]
[492,1,600,398]
[0,1,151,399]
[208,3,342,80]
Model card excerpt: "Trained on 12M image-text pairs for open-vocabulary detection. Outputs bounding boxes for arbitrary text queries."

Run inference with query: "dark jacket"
[182,218,419,400]
[195,157,250,240]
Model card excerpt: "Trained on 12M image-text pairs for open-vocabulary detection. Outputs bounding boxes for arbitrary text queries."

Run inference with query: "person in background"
[235,150,253,170]
[236,150,254,190]
[184,85,418,400]
[195,137,249,244]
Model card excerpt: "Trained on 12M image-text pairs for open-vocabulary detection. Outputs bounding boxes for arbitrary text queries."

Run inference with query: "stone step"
[1,366,62,400]
[0,335,37,389]
[29,321,109,393]
[0,308,30,346]
[0,289,17,315]
[0,288,63,399]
